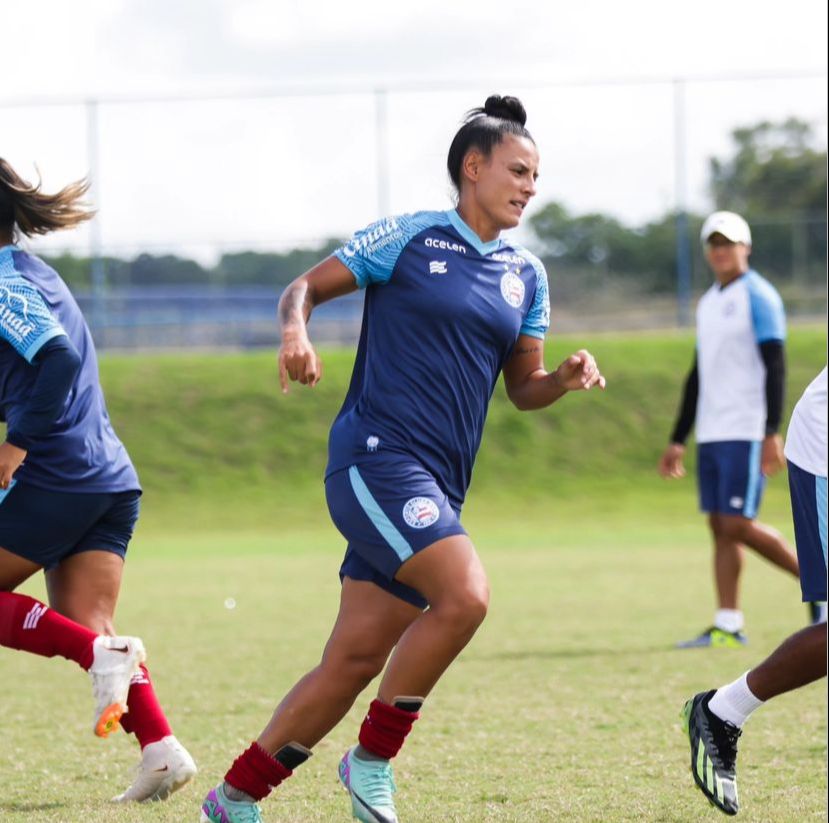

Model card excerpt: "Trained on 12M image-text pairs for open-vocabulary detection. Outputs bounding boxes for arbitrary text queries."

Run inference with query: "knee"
[432,583,490,638]
[320,647,388,693]
[716,517,750,543]
[57,605,114,636]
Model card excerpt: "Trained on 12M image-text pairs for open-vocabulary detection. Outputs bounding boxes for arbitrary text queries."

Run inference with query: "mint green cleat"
[200,784,263,823]
[338,747,398,823]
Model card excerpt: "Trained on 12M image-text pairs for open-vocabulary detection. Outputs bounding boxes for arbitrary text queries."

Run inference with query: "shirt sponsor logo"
[429,261,448,275]
[500,270,525,308]
[425,237,467,254]
[402,497,440,529]
[492,251,526,265]
[341,217,401,258]
[0,286,35,342]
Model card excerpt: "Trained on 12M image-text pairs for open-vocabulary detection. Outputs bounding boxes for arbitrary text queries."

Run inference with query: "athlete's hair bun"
[482,95,527,126]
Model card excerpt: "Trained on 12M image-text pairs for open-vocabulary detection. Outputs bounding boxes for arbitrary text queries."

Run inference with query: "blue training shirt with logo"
[0,245,140,493]
[326,209,550,510]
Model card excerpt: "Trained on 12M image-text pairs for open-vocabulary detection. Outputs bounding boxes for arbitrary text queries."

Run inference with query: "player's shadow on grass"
[466,643,671,662]
[0,801,67,813]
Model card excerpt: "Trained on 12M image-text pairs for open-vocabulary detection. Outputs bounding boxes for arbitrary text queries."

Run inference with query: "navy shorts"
[0,481,140,571]
[697,441,765,518]
[325,457,467,609]
[787,460,828,602]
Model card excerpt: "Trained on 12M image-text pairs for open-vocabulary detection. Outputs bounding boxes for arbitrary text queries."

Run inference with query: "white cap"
[700,211,752,246]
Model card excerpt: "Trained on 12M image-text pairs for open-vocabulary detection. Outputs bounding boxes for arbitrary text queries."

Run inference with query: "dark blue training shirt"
[326,209,550,509]
[0,245,140,493]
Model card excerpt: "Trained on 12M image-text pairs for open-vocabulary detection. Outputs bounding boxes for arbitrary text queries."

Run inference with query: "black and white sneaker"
[681,690,741,815]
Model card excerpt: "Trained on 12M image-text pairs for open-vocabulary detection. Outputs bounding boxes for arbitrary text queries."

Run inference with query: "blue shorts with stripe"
[325,456,467,609]
[697,441,765,518]
[0,480,140,570]
[787,460,828,602]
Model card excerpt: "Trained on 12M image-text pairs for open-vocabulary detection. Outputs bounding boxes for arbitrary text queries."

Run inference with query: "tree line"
[46,119,826,295]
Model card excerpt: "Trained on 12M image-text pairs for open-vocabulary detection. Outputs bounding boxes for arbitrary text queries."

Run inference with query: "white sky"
[2,0,827,264]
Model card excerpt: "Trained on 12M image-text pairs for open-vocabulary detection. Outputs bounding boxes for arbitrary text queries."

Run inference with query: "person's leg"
[718,515,799,578]
[206,578,418,817]
[0,545,97,669]
[710,513,744,611]
[47,549,196,801]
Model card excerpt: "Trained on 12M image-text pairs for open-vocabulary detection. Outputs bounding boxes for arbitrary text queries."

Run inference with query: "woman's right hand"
[0,441,27,490]
[658,443,686,478]
[278,331,323,393]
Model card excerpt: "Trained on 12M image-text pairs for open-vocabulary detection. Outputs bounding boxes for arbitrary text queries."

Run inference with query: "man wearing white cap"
[659,210,815,648]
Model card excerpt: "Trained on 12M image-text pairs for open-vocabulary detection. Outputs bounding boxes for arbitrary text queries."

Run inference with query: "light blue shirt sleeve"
[334,211,450,288]
[746,271,786,343]
[0,272,67,363]
[519,254,550,339]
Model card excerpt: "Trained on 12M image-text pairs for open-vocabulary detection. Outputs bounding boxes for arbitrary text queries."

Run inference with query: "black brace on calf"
[274,741,313,770]
[393,695,424,713]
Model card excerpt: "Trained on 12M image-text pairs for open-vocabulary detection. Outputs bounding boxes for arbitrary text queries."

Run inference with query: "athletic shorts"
[325,457,467,609]
[787,460,828,602]
[697,441,765,518]
[0,481,140,570]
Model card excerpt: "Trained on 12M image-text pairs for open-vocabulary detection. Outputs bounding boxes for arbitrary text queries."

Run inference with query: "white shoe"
[89,635,146,737]
[113,735,198,802]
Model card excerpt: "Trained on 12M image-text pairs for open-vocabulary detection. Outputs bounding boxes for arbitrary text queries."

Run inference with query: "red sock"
[0,591,96,669]
[225,742,293,802]
[358,699,420,759]
[118,664,173,748]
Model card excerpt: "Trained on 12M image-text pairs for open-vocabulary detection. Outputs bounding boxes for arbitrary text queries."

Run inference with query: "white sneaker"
[89,635,146,737]
[113,735,198,802]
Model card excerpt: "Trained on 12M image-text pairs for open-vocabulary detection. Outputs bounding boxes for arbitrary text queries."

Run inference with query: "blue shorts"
[697,441,765,518]
[787,461,828,602]
[0,481,140,571]
[325,457,467,609]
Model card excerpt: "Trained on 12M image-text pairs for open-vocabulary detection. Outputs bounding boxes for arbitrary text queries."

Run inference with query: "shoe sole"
[95,703,126,738]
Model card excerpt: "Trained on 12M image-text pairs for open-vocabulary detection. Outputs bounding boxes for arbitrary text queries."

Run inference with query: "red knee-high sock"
[118,664,173,748]
[224,742,293,802]
[359,699,420,759]
[0,591,96,669]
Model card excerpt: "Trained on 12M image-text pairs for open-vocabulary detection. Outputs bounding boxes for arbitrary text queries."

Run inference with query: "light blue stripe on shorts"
[743,440,762,519]
[817,475,827,566]
[348,466,413,562]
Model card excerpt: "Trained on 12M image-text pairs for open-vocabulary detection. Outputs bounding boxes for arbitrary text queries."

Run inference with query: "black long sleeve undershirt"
[759,339,785,435]
[5,336,82,451]
[670,355,698,445]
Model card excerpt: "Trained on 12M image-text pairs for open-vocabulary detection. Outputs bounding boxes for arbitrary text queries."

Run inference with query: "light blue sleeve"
[334,211,450,288]
[747,271,786,343]
[0,273,67,363]
[518,253,550,339]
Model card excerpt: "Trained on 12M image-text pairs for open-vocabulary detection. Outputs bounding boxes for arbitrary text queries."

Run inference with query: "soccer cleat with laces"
[681,690,741,816]
[89,635,146,737]
[676,627,748,649]
[112,735,197,802]
[200,784,264,823]
[339,747,399,823]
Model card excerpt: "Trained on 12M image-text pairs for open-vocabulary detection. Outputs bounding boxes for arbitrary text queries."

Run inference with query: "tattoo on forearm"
[514,346,540,356]
[278,281,311,328]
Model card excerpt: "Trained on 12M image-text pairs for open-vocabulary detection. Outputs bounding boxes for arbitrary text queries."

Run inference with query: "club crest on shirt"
[500,270,525,308]
[402,497,440,529]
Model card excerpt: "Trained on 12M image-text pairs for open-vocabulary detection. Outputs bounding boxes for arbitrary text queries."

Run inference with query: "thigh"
[0,545,41,591]
[45,550,125,634]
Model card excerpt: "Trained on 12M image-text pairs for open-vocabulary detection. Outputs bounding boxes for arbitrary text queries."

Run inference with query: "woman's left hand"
[0,441,27,490]
[553,349,606,392]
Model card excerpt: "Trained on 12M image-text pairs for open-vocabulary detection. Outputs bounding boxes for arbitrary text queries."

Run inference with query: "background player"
[200,95,606,823]
[681,367,827,815]
[658,211,817,648]
[0,158,196,802]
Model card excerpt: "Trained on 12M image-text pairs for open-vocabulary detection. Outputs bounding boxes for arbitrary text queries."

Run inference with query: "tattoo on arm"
[514,345,540,356]
[278,279,312,329]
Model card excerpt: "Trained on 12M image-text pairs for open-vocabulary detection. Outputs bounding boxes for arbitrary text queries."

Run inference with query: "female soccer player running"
[0,159,196,802]
[201,95,606,823]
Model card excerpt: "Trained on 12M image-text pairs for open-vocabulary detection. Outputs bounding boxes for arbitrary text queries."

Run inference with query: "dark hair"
[446,95,533,192]
[0,158,95,240]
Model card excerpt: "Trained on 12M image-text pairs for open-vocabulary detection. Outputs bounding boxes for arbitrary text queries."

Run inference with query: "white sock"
[708,671,764,727]
[714,609,744,633]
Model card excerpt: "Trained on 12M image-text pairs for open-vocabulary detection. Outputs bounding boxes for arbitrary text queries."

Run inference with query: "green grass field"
[2,327,827,822]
